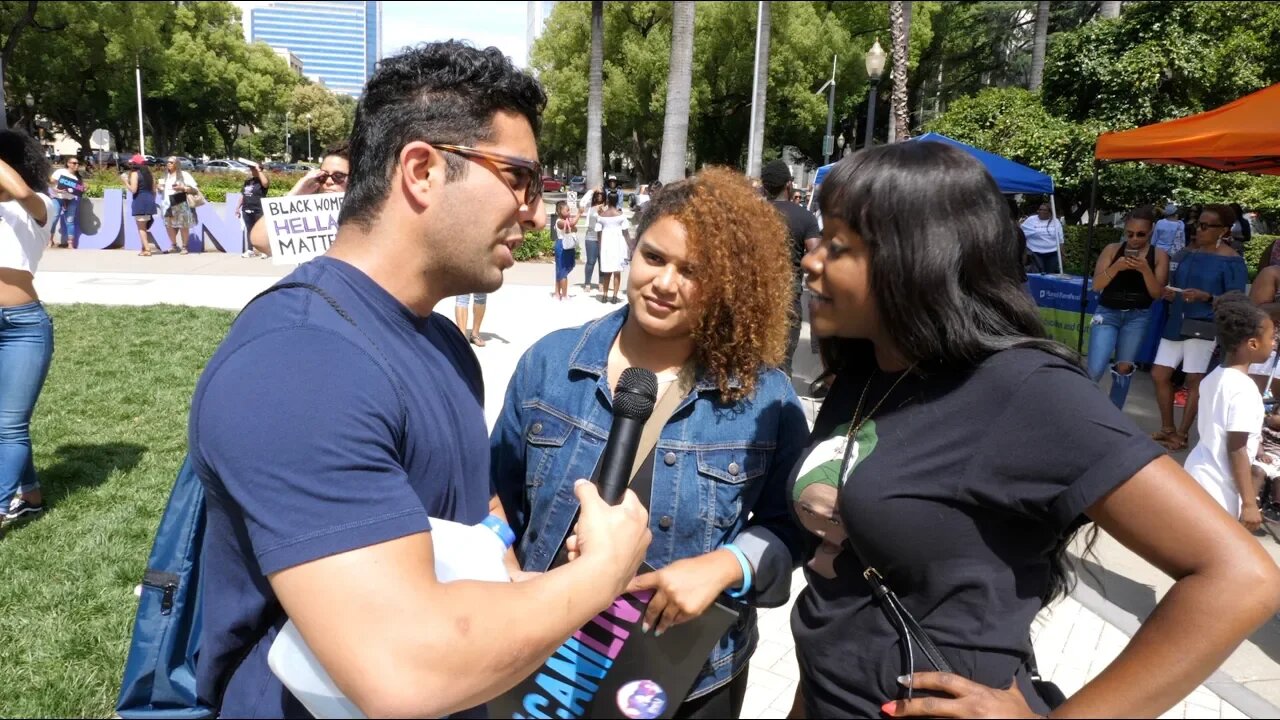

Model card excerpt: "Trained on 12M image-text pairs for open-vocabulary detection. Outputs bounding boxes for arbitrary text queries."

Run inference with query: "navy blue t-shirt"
[189,257,491,718]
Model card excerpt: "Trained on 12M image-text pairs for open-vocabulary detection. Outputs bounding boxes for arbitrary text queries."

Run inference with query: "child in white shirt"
[1184,293,1275,532]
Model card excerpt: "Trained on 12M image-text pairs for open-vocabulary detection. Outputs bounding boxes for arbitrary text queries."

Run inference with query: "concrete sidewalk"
[31,248,1280,718]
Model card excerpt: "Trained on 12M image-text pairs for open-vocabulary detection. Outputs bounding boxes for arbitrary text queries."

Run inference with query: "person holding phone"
[1087,206,1169,409]
[236,160,270,258]
[249,142,349,257]
[1150,204,1248,451]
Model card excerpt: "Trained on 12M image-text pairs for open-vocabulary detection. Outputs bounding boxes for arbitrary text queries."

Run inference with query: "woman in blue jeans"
[1087,206,1168,408]
[492,168,808,718]
[0,130,59,530]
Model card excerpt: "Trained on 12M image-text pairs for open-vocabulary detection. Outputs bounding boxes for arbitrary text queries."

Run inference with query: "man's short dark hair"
[760,159,792,197]
[323,140,350,161]
[339,41,547,230]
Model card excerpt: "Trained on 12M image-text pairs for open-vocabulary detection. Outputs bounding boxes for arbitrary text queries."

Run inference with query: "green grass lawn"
[0,304,235,718]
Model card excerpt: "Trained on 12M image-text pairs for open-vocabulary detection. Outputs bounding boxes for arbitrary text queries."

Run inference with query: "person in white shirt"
[0,130,59,529]
[1152,203,1186,255]
[1020,201,1065,274]
[1183,293,1274,532]
[47,156,84,249]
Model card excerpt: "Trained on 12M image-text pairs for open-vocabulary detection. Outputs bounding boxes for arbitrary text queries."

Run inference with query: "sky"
[233,1,536,68]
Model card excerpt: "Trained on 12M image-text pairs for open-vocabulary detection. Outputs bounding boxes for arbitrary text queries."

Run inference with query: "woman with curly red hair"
[491,167,808,718]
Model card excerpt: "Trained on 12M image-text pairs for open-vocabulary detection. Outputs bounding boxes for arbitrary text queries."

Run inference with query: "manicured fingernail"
[654,629,663,637]
[881,701,897,716]
[642,622,651,633]
[574,478,588,486]
[896,675,911,687]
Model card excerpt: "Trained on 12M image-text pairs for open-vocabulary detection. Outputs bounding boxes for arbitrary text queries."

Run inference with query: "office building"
[249,1,381,97]
[272,47,304,76]
[526,0,557,65]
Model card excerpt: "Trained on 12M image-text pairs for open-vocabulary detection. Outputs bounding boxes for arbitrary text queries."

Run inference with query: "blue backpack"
[116,282,361,719]
[115,456,214,719]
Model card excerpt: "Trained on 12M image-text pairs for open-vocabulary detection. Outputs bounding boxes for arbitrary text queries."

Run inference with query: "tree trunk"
[889,1,911,142]
[658,1,695,183]
[1099,1,1121,18]
[1029,0,1050,90]
[586,1,604,190]
[746,1,770,177]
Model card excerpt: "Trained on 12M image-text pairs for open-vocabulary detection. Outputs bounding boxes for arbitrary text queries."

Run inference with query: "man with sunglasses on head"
[248,142,351,256]
[189,42,652,719]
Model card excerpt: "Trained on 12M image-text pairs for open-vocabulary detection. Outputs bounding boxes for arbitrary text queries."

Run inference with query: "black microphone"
[597,367,659,505]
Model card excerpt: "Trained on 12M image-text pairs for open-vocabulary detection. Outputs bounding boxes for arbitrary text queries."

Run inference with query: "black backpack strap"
[240,281,409,455]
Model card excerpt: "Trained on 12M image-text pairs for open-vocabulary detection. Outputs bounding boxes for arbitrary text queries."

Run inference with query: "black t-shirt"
[788,348,1164,718]
[241,177,265,216]
[771,199,821,275]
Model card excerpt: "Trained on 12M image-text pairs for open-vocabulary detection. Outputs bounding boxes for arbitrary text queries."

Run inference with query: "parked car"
[200,159,251,175]
[569,175,587,194]
[542,175,564,192]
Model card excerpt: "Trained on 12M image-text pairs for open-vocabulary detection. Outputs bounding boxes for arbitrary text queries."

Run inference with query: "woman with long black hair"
[788,142,1280,718]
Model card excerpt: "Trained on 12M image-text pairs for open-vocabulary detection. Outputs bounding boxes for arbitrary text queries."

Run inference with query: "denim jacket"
[491,308,809,698]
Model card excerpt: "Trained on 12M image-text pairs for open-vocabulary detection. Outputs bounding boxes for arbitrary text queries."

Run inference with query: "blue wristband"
[722,543,753,599]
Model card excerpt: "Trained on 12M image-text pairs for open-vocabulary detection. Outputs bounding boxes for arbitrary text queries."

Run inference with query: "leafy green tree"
[6,1,295,158]
[1043,0,1280,129]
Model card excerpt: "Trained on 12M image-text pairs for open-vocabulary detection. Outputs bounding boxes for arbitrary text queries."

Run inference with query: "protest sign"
[263,192,344,266]
[488,563,739,720]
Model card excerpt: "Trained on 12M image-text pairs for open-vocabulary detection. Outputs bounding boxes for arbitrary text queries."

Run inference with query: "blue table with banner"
[1026,273,1165,365]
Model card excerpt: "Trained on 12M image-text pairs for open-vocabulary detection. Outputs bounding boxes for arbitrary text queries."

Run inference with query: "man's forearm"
[357,558,621,717]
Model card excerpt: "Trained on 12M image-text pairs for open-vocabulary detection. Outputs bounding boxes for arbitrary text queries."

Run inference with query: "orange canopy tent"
[1094,82,1280,174]
[1075,82,1280,351]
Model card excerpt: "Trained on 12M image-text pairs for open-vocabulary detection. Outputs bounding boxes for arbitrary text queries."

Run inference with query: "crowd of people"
[3,39,1280,720]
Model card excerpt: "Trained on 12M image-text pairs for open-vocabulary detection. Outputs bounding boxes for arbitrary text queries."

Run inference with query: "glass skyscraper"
[249,1,382,97]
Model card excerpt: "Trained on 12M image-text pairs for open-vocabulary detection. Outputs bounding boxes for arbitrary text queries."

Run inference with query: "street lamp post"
[284,112,291,163]
[864,39,887,150]
[816,55,838,166]
[24,93,34,135]
[306,113,312,161]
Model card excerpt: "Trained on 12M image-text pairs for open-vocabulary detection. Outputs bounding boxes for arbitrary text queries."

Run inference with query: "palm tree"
[586,1,604,191]
[1100,1,1121,18]
[1029,0,1050,91]
[746,1,771,177]
[658,1,695,183]
[889,1,911,141]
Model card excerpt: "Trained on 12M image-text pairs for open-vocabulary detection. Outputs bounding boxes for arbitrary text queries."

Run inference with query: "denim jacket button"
[659,515,673,530]
[728,462,741,476]
[530,422,544,435]
[663,452,677,466]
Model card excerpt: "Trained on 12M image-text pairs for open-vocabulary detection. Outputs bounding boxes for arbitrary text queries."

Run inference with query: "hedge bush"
[1061,225,1123,276]
[516,228,555,261]
[1061,226,1279,279]
[79,171,308,203]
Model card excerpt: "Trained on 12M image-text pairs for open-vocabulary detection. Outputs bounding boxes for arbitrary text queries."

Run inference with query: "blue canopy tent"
[811,133,1061,267]
[812,133,1055,192]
